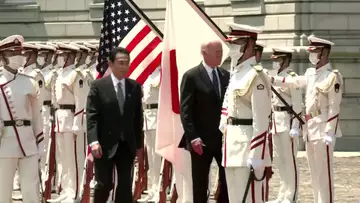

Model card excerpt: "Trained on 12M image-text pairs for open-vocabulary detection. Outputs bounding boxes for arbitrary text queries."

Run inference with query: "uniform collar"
[238,56,257,69]
[278,67,290,75]
[23,63,37,74]
[316,63,331,73]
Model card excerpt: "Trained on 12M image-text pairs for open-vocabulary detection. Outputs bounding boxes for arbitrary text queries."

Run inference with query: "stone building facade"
[0,0,359,150]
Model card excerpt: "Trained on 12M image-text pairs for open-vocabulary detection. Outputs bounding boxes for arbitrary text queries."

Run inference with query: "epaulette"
[17,72,35,79]
[332,69,339,73]
[289,71,296,76]
[252,64,263,72]
[34,69,41,73]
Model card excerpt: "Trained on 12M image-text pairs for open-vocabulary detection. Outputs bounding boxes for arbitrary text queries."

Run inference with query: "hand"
[289,128,300,137]
[323,133,333,145]
[91,143,103,159]
[247,158,264,170]
[191,139,204,156]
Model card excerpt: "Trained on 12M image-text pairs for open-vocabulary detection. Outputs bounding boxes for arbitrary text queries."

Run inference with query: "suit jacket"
[178,63,230,151]
[86,76,144,158]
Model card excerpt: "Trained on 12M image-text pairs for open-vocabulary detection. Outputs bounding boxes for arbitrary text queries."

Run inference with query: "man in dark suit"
[179,40,230,203]
[86,47,143,203]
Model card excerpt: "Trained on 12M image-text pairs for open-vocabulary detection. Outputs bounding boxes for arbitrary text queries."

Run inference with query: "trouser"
[190,145,229,203]
[56,132,85,199]
[0,155,40,203]
[306,139,335,203]
[145,129,161,192]
[273,132,299,202]
[174,152,193,203]
[225,167,264,203]
[55,136,62,191]
[94,141,134,203]
[41,121,51,182]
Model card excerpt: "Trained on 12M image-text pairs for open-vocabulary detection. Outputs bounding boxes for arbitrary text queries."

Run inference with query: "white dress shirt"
[202,61,221,96]
[111,73,126,99]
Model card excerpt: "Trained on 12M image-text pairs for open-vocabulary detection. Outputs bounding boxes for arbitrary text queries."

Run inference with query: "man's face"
[203,41,223,67]
[109,52,130,78]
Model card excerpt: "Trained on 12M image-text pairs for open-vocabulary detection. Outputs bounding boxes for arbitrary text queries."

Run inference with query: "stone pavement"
[13,152,360,202]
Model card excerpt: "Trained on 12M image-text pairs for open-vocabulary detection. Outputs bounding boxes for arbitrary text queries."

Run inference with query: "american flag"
[97,0,163,84]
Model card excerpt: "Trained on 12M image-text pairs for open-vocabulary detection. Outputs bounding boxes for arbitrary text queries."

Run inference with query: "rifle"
[265,112,274,201]
[271,86,305,125]
[42,106,56,201]
[79,146,94,203]
[158,158,172,203]
[133,146,146,202]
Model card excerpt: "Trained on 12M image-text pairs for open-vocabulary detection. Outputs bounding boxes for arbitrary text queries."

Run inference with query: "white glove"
[247,158,264,170]
[323,133,333,145]
[289,128,300,137]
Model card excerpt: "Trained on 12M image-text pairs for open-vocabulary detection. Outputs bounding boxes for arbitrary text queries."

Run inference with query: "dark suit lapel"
[217,68,228,100]
[124,78,135,107]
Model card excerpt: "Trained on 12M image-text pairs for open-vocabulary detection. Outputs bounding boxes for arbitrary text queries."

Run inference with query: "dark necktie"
[116,82,125,114]
[212,69,220,97]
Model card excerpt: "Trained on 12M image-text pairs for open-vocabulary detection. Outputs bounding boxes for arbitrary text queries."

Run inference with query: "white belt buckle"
[15,119,24,127]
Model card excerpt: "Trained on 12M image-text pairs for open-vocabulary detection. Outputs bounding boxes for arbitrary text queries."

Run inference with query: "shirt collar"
[111,72,125,87]
[202,61,217,74]
[237,56,257,69]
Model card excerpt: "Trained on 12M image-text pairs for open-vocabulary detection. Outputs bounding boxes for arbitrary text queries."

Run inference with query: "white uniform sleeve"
[325,74,343,136]
[249,76,272,161]
[289,78,303,130]
[72,73,86,135]
[29,79,44,153]
[219,79,231,133]
[273,75,307,89]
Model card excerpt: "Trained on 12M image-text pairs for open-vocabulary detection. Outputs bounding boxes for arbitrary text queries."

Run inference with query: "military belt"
[3,119,31,127]
[273,105,292,112]
[43,100,51,106]
[58,104,75,113]
[227,117,253,126]
[305,109,321,121]
[145,103,158,109]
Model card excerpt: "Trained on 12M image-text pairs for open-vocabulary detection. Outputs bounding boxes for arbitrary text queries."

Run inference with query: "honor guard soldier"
[47,43,86,203]
[0,35,44,203]
[267,47,302,203]
[36,43,57,189]
[272,36,342,203]
[13,43,44,201]
[219,23,272,203]
[137,67,161,202]
[83,42,99,190]
[253,41,274,201]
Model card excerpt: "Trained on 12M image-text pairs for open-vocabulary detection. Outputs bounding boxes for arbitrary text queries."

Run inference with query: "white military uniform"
[137,67,162,202]
[220,56,272,203]
[49,44,87,202]
[272,37,342,203]
[0,35,44,203]
[269,49,302,203]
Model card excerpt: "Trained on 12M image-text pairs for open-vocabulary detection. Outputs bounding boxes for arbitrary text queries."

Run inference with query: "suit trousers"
[0,155,39,203]
[145,129,161,192]
[190,146,229,203]
[93,140,134,203]
[56,132,84,199]
[225,167,264,203]
[273,132,299,202]
[306,139,335,203]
